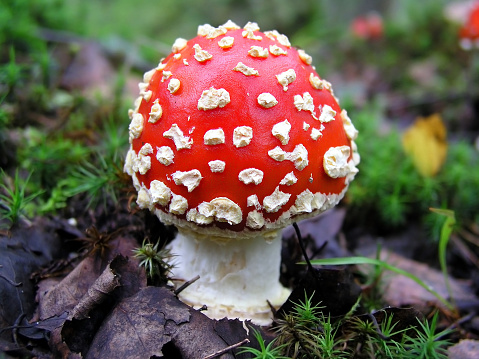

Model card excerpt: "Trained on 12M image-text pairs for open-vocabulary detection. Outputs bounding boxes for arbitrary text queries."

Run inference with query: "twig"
[203,338,250,359]
[292,222,314,274]
[367,313,390,341]
[174,275,200,296]
[267,299,277,317]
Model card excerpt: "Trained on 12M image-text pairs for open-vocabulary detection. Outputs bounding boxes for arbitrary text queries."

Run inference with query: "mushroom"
[459,2,479,49]
[124,20,360,325]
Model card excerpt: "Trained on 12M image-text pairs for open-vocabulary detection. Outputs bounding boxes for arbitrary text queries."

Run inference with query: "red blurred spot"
[351,12,383,40]
[459,1,479,48]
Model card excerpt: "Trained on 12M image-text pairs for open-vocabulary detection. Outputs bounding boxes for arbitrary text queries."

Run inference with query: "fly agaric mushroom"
[124,20,359,325]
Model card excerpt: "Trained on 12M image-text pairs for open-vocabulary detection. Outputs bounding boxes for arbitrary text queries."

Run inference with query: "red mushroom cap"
[459,2,479,49]
[125,21,359,239]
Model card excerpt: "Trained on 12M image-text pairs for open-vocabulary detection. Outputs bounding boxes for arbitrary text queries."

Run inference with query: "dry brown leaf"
[84,287,242,359]
[448,339,479,359]
[371,250,478,312]
[402,113,448,177]
[36,235,143,320]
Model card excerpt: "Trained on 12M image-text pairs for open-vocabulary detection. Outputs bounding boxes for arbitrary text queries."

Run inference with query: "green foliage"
[315,315,347,359]
[399,312,453,359]
[431,208,456,308]
[372,314,407,357]
[17,128,92,192]
[100,116,130,163]
[238,327,288,359]
[14,119,129,214]
[0,0,69,53]
[61,154,124,209]
[133,240,174,285]
[275,292,347,358]
[0,48,27,94]
[251,291,455,358]
[347,104,422,228]
[347,104,479,232]
[291,291,324,327]
[0,169,43,227]
[438,143,479,226]
[38,151,126,213]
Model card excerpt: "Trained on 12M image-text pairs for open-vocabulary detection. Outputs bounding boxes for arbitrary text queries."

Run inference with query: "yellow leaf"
[402,114,448,177]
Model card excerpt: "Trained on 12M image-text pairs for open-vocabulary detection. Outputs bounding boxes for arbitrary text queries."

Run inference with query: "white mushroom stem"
[167,229,291,326]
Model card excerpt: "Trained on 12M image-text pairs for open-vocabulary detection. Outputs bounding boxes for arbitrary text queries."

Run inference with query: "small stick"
[367,313,390,341]
[292,222,315,274]
[174,275,200,295]
[203,338,250,359]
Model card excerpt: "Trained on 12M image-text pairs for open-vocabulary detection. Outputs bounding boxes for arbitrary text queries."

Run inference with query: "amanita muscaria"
[125,20,360,325]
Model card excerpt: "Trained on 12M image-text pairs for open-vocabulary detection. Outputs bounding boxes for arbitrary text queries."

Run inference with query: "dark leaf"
[57,254,146,356]
[282,208,348,259]
[0,218,63,341]
[17,312,68,341]
[84,287,242,359]
[278,267,362,318]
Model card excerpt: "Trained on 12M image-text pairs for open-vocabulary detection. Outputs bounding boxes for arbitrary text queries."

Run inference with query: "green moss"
[347,104,479,232]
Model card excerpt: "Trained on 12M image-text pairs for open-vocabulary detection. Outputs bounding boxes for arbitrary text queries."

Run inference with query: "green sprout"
[61,153,125,209]
[238,327,288,359]
[315,315,347,359]
[272,290,455,358]
[400,312,453,359]
[430,208,456,308]
[0,47,25,93]
[290,291,324,328]
[275,292,347,358]
[132,239,174,284]
[0,169,43,227]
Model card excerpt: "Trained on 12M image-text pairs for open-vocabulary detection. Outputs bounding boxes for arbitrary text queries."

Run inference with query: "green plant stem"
[430,208,456,309]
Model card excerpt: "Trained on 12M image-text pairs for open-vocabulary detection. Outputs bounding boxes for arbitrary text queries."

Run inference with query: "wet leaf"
[402,113,448,177]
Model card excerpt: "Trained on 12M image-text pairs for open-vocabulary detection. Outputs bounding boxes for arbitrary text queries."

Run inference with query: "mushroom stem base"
[167,229,291,326]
